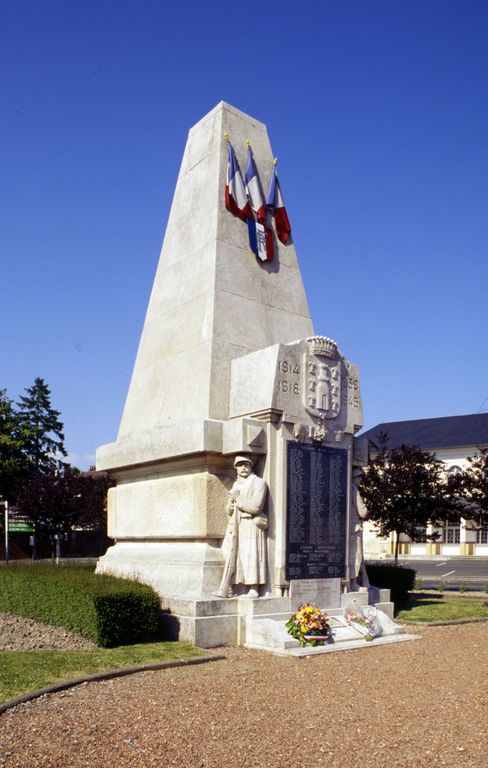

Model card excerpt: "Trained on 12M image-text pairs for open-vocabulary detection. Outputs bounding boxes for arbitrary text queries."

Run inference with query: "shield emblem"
[302,337,341,420]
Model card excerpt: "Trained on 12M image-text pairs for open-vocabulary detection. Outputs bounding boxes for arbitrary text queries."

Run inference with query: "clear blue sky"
[2,1,487,468]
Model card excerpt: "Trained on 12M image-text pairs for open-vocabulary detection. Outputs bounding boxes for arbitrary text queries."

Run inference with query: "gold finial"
[224,132,229,141]
[245,139,250,148]
[273,157,278,165]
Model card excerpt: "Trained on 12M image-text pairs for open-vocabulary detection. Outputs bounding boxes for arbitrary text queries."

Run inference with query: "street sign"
[8,522,34,533]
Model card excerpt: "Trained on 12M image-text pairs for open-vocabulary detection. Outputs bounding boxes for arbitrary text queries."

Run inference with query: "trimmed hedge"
[366,561,416,610]
[0,564,160,647]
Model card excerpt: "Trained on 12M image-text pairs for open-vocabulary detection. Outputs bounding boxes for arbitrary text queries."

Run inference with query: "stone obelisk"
[96,103,313,602]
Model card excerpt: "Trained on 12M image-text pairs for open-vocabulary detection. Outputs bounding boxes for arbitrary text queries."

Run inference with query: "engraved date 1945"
[342,376,359,408]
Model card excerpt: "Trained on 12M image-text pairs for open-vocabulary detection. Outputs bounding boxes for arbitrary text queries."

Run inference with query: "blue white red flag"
[225,141,252,221]
[266,165,291,244]
[244,147,267,223]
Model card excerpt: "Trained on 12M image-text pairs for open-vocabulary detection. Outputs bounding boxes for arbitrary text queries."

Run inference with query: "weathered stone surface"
[289,578,342,609]
[97,541,225,599]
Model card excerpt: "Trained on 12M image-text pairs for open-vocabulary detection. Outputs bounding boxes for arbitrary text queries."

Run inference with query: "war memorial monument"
[96,102,412,653]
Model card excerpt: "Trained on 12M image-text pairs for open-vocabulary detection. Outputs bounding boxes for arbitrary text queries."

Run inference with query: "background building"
[360,414,488,558]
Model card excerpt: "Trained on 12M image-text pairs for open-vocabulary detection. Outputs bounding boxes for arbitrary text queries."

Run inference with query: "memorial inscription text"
[286,442,348,580]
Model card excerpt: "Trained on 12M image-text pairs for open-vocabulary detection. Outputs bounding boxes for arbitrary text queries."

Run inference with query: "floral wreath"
[285,603,331,646]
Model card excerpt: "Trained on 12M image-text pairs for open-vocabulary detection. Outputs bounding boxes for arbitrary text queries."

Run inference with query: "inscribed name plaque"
[289,578,341,609]
[286,441,348,580]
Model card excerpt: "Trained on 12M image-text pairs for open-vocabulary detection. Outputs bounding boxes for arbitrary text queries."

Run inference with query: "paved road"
[371,557,488,591]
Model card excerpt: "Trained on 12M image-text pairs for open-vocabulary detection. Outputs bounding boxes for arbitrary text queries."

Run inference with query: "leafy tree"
[15,468,114,557]
[15,469,78,542]
[17,377,67,475]
[360,432,459,561]
[458,446,488,530]
[0,389,30,503]
[73,470,114,530]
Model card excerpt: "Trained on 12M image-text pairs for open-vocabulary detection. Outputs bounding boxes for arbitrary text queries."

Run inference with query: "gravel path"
[1,621,487,767]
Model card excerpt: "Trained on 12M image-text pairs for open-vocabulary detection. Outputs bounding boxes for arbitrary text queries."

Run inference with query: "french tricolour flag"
[244,147,267,223]
[266,166,291,244]
[225,142,253,222]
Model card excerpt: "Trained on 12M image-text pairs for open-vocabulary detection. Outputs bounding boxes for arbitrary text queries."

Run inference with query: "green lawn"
[5,592,486,706]
[397,594,488,623]
[0,641,209,704]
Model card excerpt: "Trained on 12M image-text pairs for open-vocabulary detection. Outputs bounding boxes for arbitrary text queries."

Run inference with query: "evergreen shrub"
[0,564,160,647]
[366,561,416,610]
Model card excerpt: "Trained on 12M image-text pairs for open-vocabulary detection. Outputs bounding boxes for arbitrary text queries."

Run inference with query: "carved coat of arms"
[303,336,341,420]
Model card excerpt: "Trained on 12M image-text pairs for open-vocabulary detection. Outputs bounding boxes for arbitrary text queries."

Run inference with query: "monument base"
[96,540,224,600]
[159,595,291,648]
[246,630,421,656]
[151,588,411,651]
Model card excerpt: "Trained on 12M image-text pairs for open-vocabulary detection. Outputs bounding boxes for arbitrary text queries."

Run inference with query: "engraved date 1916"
[278,359,300,394]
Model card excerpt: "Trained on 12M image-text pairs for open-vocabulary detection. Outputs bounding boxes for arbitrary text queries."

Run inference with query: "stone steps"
[159,588,421,653]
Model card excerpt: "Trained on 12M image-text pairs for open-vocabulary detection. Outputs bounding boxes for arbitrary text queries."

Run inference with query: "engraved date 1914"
[277,359,300,394]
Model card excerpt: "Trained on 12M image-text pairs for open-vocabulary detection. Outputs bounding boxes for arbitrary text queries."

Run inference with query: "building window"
[413,526,427,543]
[476,528,488,544]
[442,525,460,544]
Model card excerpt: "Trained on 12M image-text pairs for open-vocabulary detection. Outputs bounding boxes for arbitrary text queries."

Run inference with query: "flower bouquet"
[344,603,381,641]
[285,603,331,646]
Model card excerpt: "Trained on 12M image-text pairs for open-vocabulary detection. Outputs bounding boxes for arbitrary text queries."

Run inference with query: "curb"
[0,653,225,716]
[401,616,488,627]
